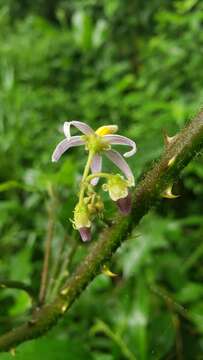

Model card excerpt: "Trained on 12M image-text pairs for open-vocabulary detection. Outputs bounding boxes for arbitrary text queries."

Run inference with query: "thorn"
[61,303,68,314]
[10,348,16,357]
[163,131,177,146]
[102,265,118,277]
[161,185,180,199]
[28,319,37,326]
[60,287,69,296]
[167,155,176,167]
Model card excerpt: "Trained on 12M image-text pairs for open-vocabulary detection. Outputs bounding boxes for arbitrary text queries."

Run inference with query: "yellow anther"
[102,265,118,277]
[96,125,118,136]
[162,185,180,199]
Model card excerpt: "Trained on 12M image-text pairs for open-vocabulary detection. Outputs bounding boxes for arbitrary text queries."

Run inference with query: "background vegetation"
[0,0,203,359]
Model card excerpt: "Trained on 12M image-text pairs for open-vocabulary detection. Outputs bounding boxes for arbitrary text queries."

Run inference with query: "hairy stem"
[1,111,203,351]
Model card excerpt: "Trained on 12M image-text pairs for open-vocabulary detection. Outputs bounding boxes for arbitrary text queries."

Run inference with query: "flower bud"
[95,200,104,212]
[78,227,91,242]
[102,174,128,201]
[103,175,133,215]
[87,203,97,215]
[74,203,91,242]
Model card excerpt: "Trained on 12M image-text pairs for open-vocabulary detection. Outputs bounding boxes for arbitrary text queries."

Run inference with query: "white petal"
[90,155,102,185]
[105,150,135,185]
[103,134,136,158]
[63,121,94,139]
[52,136,84,162]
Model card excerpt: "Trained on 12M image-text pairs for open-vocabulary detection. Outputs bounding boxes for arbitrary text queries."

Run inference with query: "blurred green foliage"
[1,0,203,359]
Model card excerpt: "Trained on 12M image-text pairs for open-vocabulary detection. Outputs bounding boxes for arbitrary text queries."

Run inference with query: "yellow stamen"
[96,125,118,136]
[102,265,118,277]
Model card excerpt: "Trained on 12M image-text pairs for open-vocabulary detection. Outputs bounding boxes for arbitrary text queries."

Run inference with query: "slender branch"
[46,233,69,300]
[91,320,136,360]
[79,150,94,205]
[86,172,111,182]
[48,237,78,302]
[38,184,56,305]
[0,280,36,305]
[1,110,203,352]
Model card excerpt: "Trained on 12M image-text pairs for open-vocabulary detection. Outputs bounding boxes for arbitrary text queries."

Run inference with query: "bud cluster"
[73,166,134,242]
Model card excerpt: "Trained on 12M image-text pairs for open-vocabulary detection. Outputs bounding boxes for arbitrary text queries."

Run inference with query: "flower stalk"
[78,150,95,206]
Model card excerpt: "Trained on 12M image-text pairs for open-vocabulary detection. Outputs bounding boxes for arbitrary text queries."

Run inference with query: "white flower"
[52,121,136,185]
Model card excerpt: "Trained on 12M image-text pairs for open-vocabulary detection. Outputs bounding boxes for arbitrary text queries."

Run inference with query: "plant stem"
[1,110,203,351]
[49,240,78,301]
[0,280,36,306]
[38,184,56,305]
[86,172,112,182]
[92,320,137,360]
[46,233,69,301]
[78,150,94,205]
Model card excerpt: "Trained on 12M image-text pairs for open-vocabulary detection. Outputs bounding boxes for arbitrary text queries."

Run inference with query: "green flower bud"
[103,174,130,201]
[73,203,91,229]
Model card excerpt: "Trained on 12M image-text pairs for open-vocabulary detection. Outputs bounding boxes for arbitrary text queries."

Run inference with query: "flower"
[52,121,136,185]
[52,120,137,241]
[102,174,133,215]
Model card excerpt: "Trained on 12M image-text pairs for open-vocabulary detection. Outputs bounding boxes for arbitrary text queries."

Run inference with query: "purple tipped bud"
[116,192,132,215]
[79,227,91,242]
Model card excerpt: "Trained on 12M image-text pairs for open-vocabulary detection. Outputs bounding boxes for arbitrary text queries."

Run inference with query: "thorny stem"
[1,110,203,351]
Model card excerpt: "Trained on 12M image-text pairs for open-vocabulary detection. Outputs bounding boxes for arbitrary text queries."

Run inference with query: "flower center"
[83,134,110,153]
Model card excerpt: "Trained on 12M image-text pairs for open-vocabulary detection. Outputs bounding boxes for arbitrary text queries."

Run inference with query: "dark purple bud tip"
[79,227,91,242]
[116,193,132,215]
